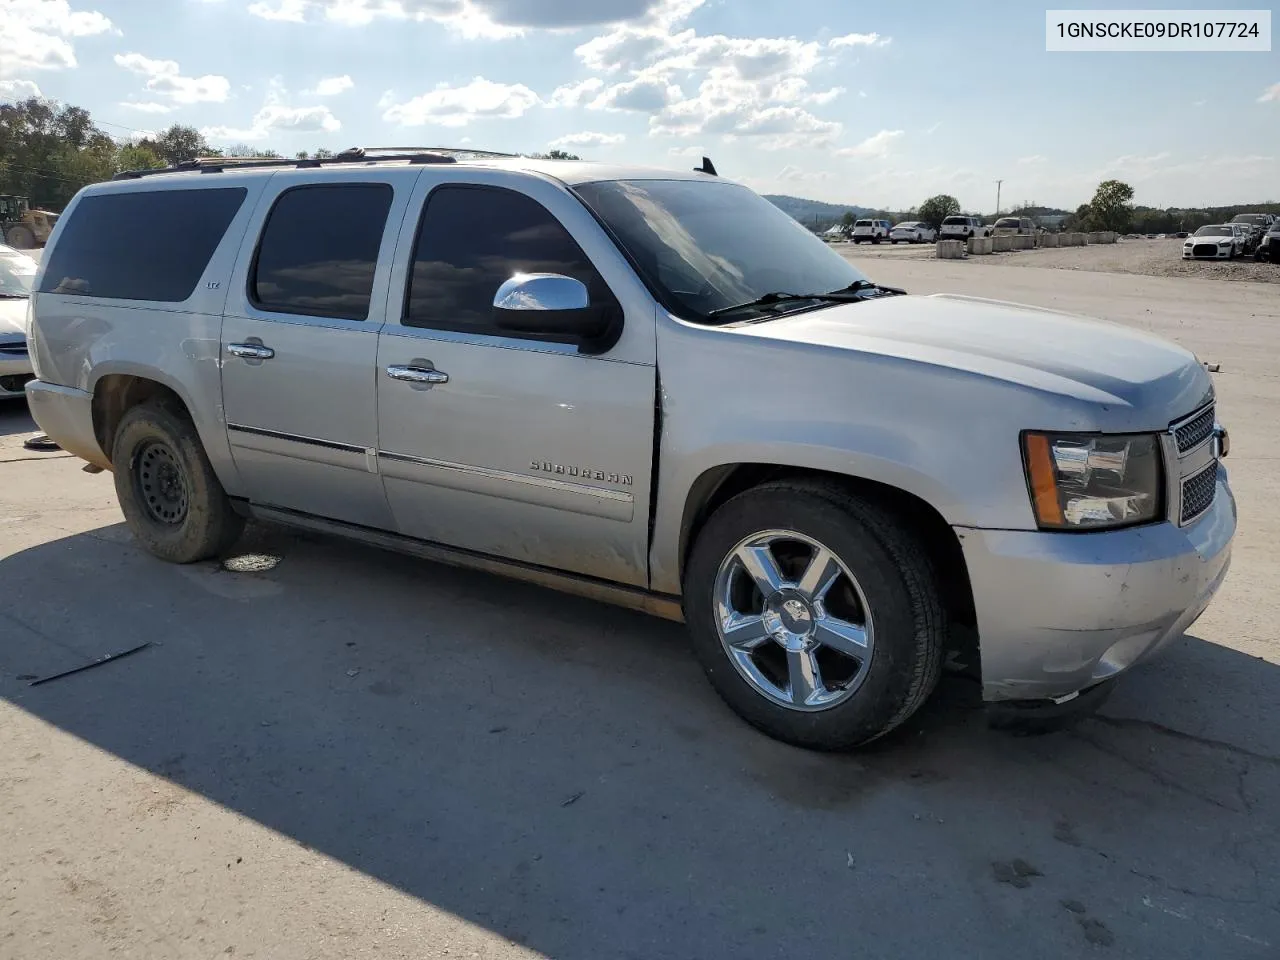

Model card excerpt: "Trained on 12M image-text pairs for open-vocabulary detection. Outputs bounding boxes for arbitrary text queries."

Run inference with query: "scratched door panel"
[376,329,655,587]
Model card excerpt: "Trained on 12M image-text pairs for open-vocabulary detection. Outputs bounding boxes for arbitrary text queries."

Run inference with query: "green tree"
[147,125,213,165]
[116,143,165,173]
[917,194,961,230]
[1085,179,1135,232]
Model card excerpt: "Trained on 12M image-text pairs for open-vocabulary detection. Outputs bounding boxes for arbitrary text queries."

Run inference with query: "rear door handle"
[227,342,275,360]
[386,364,448,385]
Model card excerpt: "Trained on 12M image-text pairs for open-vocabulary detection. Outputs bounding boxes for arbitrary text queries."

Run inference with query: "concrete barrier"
[936,239,965,259]
[1087,232,1103,244]
[1040,232,1060,248]
[992,234,1013,252]
[1012,235,1034,250]
[968,236,993,255]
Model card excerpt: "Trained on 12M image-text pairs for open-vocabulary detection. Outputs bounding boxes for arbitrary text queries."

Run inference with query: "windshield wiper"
[706,280,905,319]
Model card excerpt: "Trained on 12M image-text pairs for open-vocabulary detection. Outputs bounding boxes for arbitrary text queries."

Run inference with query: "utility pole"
[994,179,1003,217]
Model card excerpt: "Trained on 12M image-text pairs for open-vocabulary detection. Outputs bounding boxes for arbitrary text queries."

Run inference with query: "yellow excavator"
[1,195,58,249]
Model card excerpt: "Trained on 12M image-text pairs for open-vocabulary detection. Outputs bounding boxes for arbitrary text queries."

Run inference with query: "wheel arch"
[673,462,977,639]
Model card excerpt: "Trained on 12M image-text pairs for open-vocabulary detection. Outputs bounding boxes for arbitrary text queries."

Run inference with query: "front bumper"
[958,466,1236,702]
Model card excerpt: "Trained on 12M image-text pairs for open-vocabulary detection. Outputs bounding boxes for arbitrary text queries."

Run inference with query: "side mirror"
[492,273,612,343]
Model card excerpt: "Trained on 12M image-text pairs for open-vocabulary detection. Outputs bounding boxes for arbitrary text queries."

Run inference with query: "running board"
[241,503,686,623]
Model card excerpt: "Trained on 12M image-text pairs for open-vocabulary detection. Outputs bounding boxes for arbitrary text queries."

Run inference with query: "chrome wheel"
[713,530,874,712]
[134,440,189,525]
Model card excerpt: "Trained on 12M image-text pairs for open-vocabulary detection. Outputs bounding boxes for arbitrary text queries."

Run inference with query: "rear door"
[220,169,418,529]
[374,171,657,587]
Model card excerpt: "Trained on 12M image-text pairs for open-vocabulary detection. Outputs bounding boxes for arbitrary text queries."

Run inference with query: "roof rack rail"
[111,147,465,181]
[342,146,520,159]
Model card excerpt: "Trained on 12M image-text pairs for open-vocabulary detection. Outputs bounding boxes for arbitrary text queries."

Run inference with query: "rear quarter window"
[39,187,246,301]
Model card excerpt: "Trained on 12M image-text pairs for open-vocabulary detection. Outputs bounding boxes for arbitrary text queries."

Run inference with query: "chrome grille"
[1180,463,1217,524]
[1175,404,1215,453]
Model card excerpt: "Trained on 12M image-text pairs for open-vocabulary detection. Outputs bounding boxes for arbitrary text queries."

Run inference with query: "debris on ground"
[22,434,60,452]
[345,668,360,678]
[1203,362,1221,372]
[28,641,152,686]
[560,791,585,807]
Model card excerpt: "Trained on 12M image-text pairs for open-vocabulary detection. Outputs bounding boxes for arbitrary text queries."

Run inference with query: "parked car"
[1255,221,1280,263]
[889,221,936,244]
[851,218,891,243]
[0,243,37,398]
[939,215,991,241]
[992,217,1036,236]
[25,150,1235,751]
[1230,214,1271,252]
[1183,225,1241,260]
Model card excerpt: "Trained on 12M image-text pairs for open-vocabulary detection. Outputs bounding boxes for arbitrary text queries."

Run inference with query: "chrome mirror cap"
[493,273,590,312]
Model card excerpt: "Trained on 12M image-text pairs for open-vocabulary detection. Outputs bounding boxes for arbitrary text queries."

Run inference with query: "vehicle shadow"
[1,522,1277,959]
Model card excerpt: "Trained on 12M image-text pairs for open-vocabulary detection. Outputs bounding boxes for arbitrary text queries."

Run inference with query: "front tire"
[684,481,945,750]
[111,401,244,563]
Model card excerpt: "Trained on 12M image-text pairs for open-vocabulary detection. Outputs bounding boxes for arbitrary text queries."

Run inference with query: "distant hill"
[764,194,873,226]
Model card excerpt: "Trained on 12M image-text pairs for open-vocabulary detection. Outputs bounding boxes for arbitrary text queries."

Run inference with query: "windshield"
[573,179,868,324]
[1194,226,1231,237]
[0,250,37,297]
[994,218,1019,228]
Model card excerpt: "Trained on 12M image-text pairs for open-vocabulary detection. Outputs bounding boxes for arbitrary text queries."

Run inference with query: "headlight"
[1022,432,1163,530]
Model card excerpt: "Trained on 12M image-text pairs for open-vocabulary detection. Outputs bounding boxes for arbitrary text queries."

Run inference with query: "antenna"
[694,156,718,176]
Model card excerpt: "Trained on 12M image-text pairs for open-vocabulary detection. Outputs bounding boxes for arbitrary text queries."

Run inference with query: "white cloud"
[1258,82,1280,103]
[667,144,704,157]
[382,76,540,127]
[247,0,669,37]
[202,103,341,142]
[115,52,231,104]
[590,75,682,111]
[549,76,604,107]
[650,66,841,148]
[1017,154,1045,165]
[776,164,830,182]
[309,74,353,96]
[837,129,904,158]
[550,130,625,147]
[0,78,43,98]
[0,0,114,78]
[829,32,890,48]
[118,101,175,114]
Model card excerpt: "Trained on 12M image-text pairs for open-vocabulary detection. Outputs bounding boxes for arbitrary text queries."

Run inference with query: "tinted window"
[405,185,612,333]
[39,188,245,301]
[942,216,967,225]
[251,183,392,320]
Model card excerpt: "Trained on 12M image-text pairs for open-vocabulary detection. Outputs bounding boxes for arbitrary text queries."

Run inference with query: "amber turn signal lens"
[1023,433,1065,527]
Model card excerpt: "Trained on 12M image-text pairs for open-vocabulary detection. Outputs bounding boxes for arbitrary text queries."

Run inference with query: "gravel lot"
[839,236,1280,284]
[1,259,1278,959]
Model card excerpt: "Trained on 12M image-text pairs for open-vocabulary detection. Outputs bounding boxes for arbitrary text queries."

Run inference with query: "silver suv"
[25,148,1236,750]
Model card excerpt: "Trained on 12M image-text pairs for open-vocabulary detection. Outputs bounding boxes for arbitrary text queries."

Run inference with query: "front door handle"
[386,364,449,385]
[227,342,275,360]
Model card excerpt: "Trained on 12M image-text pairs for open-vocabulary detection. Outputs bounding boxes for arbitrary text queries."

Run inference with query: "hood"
[0,297,27,338]
[741,293,1212,425]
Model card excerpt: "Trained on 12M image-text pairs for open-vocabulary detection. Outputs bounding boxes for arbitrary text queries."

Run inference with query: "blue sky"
[2,0,1276,211]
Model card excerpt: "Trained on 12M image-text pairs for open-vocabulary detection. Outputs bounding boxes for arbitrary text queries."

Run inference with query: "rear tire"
[684,481,945,751]
[111,401,244,564]
[6,225,34,249]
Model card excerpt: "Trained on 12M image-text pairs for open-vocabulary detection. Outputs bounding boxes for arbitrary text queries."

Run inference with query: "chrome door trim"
[377,450,633,503]
[227,422,378,474]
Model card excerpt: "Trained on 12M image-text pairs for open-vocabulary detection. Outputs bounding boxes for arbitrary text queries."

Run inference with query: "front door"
[375,174,656,587]
[221,170,418,529]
